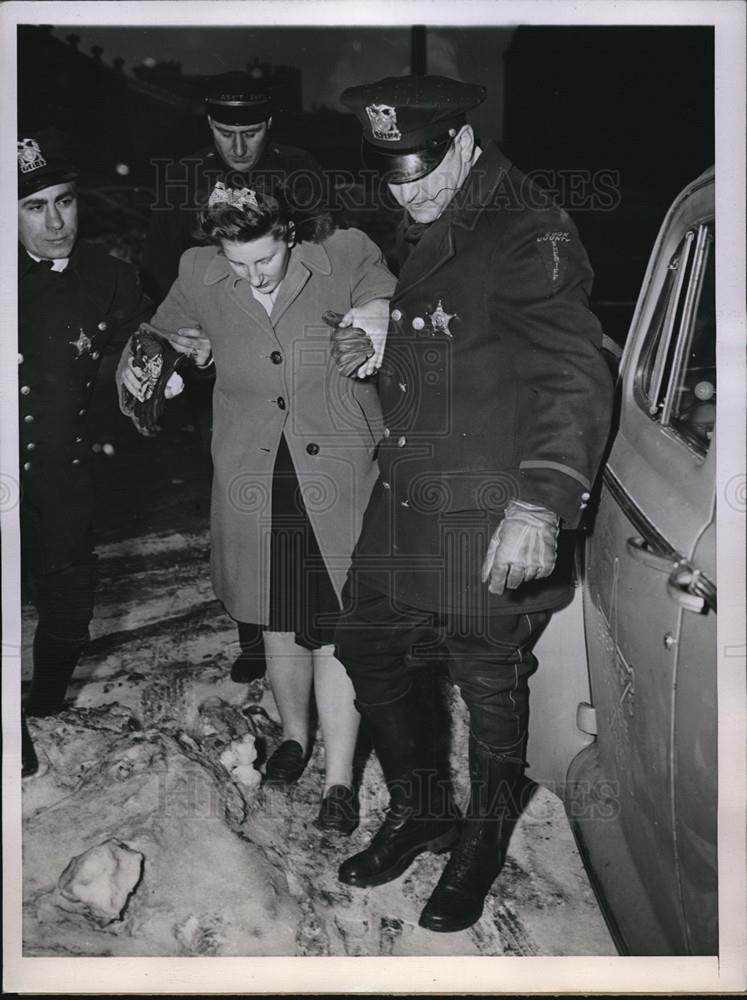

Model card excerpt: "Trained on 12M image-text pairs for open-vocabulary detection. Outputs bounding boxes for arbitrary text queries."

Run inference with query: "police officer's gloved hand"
[481,499,560,595]
[323,310,374,378]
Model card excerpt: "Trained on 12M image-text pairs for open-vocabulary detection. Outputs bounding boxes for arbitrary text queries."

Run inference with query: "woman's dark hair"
[197,183,334,246]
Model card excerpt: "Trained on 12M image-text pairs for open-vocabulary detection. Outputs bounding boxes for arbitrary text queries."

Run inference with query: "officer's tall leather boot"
[25,632,86,717]
[338,688,460,888]
[418,733,535,932]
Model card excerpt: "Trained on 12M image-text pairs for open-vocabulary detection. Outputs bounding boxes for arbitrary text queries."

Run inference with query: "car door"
[579,168,717,955]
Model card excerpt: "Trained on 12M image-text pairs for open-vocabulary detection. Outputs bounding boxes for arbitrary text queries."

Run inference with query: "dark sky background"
[49,25,513,139]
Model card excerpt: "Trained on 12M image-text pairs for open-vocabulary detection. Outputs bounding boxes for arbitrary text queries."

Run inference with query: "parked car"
[528,166,716,955]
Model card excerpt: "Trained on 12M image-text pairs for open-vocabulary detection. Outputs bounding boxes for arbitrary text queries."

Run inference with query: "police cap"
[341,75,487,183]
[17,127,78,200]
[204,71,272,125]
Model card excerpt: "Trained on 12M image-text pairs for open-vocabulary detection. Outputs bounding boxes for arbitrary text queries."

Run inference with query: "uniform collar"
[203,239,332,287]
[447,141,513,227]
[19,243,78,275]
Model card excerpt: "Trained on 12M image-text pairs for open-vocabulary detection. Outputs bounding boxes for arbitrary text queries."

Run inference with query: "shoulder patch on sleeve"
[535,230,572,286]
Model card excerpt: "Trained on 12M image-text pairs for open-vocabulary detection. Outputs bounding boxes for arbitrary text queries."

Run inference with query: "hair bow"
[208,181,259,210]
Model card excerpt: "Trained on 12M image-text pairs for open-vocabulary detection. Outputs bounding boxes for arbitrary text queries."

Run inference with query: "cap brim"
[361,134,453,184]
[19,169,78,199]
[206,103,271,126]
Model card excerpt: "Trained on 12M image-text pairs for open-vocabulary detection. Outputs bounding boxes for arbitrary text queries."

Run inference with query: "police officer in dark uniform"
[333,77,614,932]
[141,70,326,303]
[140,71,326,684]
[18,129,151,748]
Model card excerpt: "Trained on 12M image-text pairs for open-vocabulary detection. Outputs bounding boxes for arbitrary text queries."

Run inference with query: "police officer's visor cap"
[204,70,272,125]
[341,75,487,184]
[18,127,78,199]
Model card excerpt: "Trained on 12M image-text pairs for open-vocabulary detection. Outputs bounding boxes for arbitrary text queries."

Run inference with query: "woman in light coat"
[121,183,394,832]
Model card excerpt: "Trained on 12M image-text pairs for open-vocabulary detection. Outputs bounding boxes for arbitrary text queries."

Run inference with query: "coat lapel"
[271,241,332,327]
[395,217,455,300]
[393,143,513,301]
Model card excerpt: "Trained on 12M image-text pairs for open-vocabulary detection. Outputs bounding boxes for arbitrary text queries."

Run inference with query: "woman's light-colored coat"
[146,228,395,623]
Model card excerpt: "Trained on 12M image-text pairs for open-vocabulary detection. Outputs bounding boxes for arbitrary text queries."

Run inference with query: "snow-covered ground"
[19,356,616,958]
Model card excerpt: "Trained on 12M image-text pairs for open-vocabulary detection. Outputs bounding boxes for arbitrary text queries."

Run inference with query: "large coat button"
[277,396,286,410]
[306,442,320,455]
[412,317,425,331]
[270,350,283,364]
[20,385,31,395]
[391,308,402,321]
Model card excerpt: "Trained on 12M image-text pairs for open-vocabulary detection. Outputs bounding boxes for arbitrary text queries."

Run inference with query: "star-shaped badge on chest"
[69,328,93,358]
[427,300,457,338]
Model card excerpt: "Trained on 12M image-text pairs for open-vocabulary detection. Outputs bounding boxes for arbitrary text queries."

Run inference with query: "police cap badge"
[341,75,487,183]
[18,127,78,199]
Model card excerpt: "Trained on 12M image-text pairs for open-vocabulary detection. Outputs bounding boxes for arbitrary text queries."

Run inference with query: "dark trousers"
[334,582,550,762]
[28,558,96,644]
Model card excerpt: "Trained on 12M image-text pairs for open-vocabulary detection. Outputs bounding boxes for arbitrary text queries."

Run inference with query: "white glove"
[481,499,560,595]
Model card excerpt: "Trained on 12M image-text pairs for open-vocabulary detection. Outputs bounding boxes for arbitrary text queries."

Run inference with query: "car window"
[637,222,715,455]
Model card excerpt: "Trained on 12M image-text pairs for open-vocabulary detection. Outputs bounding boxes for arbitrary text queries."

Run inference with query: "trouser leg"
[334,586,460,887]
[25,559,95,717]
[21,710,39,778]
[419,610,551,932]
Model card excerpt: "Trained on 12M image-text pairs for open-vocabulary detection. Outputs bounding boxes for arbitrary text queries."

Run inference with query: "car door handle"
[666,564,707,613]
[625,536,678,573]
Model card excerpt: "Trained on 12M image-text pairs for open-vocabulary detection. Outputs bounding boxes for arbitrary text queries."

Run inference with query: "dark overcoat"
[138,228,395,624]
[141,142,326,302]
[351,142,614,616]
[18,243,152,574]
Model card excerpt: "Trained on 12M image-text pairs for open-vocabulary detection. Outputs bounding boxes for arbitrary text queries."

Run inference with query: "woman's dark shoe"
[264,740,309,784]
[316,784,360,835]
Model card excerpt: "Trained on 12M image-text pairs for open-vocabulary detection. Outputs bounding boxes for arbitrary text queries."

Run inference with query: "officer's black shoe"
[418,736,533,933]
[25,634,85,717]
[21,713,39,778]
[339,685,460,887]
[418,818,508,932]
[339,791,459,887]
